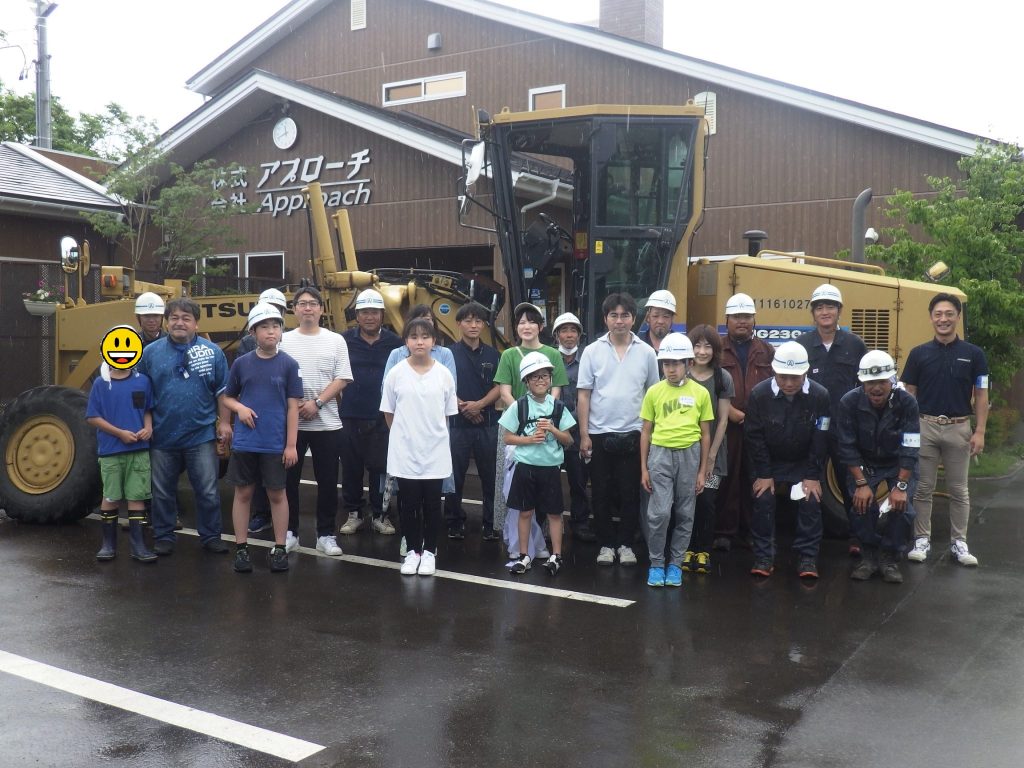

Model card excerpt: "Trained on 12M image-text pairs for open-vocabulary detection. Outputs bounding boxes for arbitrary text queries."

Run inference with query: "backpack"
[514,394,566,436]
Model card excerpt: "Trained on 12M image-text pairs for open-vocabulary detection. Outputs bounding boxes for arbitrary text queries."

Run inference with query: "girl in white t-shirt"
[380,318,459,576]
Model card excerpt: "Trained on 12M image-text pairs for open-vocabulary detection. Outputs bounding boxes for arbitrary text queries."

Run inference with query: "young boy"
[86,325,158,563]
[639,333,713,587]
[499,351,576,575]
[222,303,302,573]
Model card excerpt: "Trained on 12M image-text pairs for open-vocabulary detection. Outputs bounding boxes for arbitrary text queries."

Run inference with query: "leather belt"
[920,414,970,425]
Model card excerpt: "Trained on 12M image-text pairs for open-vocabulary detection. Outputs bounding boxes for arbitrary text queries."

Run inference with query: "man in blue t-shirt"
[137,298,231,555]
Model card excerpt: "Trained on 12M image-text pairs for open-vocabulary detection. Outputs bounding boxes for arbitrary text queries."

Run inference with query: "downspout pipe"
[851,188,873,263]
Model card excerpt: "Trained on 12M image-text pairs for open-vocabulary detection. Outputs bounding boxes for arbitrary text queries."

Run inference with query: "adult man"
[445,302,501,541]
[338,288,402,534]
[578,293,660,566]
[137,298,231,555]
[639,289,677,352]
[902,293,988,567]
[837,351,919,583]
[280,287,352,555]
[744,341,831,579]
[796,283,867,555]
[134,292,166,348]
[716,292,774,550]
[552,311,595,542]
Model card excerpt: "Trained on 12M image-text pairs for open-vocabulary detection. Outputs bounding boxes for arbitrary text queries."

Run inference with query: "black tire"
[0,386,100,524]
[822,458,850,538]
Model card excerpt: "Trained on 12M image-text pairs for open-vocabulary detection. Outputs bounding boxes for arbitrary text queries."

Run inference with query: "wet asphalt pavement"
[1,465,1022,768]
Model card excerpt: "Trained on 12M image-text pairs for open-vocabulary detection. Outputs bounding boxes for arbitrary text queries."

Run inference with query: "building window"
[694,91,717,135]
[199,254,239,276]
[382,72,466,106]
[351,0,366,30]
[529,85,565,111]
[246,252,285,280]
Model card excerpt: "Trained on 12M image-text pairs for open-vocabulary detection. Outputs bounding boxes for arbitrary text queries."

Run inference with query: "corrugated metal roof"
[0,142,120,212]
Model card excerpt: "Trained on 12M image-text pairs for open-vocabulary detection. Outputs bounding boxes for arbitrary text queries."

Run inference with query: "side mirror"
[465,141,486,189]
[60,236,80,273]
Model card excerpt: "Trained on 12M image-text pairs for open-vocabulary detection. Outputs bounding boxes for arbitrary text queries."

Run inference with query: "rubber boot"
[96,521,117,561]
[128,520,158,563]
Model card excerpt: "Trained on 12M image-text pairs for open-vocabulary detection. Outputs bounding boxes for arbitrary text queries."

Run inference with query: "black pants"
[285,429,341,539]
[690,486,718,552]
[338,418,385,518]
[589,432,641,549]
[563,432,590,526]
[398,478,443,554]
[445,424,497,530]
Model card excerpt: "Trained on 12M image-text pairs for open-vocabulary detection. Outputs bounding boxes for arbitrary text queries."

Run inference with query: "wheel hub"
[5,416,75,494]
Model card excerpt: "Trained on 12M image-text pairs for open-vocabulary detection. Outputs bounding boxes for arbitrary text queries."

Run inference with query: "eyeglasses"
[527,372,552,381]
[295,300,320,308]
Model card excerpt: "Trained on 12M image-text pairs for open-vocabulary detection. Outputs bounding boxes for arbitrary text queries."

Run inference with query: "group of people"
[85,280,988,586]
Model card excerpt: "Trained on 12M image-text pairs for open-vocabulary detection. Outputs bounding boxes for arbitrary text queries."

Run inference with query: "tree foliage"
[866,141,1024,392]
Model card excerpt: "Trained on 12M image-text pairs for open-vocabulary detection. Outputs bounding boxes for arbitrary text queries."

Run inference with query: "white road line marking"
[0,650,324,763]
[94,516,634,608]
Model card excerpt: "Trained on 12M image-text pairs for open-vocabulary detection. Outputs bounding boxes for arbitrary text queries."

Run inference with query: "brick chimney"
[599,0,663,48]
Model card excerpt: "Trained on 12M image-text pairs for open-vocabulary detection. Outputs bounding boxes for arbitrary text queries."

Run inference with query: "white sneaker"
[372,516,396,535]
[418,550,436,576]
[339,511,364,535]
[399,536,408,557]
[400,551,421,575]
[596,547,615,566]
[285,531,299,553]
[316,535,342,557]
[617,545,638,566]
[950,539,978,567]
[907,537,930,563]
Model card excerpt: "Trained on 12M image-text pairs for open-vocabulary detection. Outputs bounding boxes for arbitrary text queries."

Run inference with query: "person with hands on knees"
[639,333,713,588]
[744,341,831,579]
[222,304,302,573]
[500,352,576,576]
[836,351,919,584]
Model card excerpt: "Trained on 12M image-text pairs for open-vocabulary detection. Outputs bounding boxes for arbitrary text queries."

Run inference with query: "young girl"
[684,324,734,573]
[380,318,459,576]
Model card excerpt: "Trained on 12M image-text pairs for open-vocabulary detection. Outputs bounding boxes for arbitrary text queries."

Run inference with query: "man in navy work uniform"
[744,341,831,579]
[901,292,988,567]
[137,298,232,555]
[796,283,867,556]
[445,302,501,541]
[836,351,919,584]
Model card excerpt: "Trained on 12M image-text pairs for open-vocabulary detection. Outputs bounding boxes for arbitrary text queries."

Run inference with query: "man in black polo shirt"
[445,302,501,541]
[901,292,988,567]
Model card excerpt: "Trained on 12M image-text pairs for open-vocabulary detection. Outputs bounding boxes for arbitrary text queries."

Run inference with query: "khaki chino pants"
[913,419,972,542]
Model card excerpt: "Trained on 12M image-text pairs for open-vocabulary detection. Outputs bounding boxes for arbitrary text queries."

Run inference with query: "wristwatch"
[895,480,909,492]
[855,478,868,487]
[315,398,324,410]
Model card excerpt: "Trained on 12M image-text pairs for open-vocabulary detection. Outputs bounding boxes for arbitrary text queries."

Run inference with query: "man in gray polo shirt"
[578,293,660,566]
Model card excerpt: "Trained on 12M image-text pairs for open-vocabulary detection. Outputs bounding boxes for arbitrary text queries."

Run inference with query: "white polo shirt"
[578,332,660,434]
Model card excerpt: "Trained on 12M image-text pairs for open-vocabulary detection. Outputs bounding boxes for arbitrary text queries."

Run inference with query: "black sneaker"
[481,528,500,542]
[750,558,774,577]
[713,536,732,552]
[544,554,562,576]
[510,555,531,574]
[269,546,289,572]
[573,523,597,543]
[233,548,253,573]
[248,514,272,534]
[447,525,465,540]
[798,559,819,579]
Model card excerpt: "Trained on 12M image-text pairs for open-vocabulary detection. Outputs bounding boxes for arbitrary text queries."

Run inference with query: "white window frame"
[529,84,566,111]
[382,71,467,107]
[245,251,285,279]
[198,254,239,274]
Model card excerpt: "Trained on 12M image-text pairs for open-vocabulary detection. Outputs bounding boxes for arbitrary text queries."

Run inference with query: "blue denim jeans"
[151,441,223,544]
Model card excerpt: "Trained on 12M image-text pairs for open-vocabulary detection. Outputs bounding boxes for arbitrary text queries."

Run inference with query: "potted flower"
[22,279,65,316]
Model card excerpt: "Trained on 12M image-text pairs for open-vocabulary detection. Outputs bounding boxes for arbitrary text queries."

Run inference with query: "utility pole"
[34,2,58,149]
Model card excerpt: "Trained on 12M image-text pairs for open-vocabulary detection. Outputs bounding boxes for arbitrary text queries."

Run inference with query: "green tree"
[867,141,1024,393]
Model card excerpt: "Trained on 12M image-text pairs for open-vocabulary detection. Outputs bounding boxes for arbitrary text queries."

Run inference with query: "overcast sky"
[1,0,1019,145]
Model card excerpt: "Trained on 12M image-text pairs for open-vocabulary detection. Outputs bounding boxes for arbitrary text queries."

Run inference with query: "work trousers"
[751,476,823,561]
[445,425,498,531]
[398,478,443,555]
[285,429,342,539]
[913,419,972,542]
[847,471,916,553]
[716,421,752,538]
[338,419,385,518]
[563,442,591,527]
[589,432,642,549]
[644,444,700,568]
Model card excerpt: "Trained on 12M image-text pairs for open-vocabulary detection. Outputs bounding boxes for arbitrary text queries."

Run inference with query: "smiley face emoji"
[101,325,144,370]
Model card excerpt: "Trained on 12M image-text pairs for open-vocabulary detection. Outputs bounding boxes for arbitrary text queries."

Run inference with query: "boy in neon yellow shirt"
[640,333,713,587]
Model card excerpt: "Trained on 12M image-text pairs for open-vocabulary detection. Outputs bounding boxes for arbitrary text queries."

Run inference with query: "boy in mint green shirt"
[640,333,713,587]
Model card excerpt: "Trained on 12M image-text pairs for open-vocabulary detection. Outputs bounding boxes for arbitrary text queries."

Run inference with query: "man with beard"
[716,293,774,551]
[639,290,677,353]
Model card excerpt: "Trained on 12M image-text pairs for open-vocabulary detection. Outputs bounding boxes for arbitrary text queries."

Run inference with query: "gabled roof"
[185,0,982,156]
[0,142,120,220]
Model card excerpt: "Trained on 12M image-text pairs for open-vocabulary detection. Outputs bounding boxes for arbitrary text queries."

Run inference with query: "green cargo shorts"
[98,451,152,502]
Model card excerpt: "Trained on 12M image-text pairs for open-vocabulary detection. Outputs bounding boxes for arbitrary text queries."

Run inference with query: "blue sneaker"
[665,564,683,587]
[248,514,271,534]
[647,567,666,587]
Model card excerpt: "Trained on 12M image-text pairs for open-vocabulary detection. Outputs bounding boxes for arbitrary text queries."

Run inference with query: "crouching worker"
[86,325,157,563]
[500,352,576,576]
[640,333,713,588]
[837,351,919,584]
[745,342,831,579]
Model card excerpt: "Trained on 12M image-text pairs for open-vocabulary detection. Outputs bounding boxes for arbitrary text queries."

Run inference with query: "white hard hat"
[552,312,582,333]
[355,289,385,310]
[858,350,897,382]
[134,291,165,316]
[725,293,756,315]
[519,351,554,380]
[258,288,288,311]
[513,302,546,327]
[771,341,810,375]
[247,302,283,331]
[810,283,843,306]
[646,289,677,313]
[656,332,694,361]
